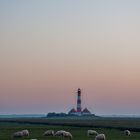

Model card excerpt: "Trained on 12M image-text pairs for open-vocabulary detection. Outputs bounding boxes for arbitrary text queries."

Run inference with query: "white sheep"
[12,131,24,138]
[63,131,73,140]
[21,129,29,136]
[124,130,131,136]
[55,130,66,136]
[87,130,98,136]
[43,130,54,136]
[95,133,106,140]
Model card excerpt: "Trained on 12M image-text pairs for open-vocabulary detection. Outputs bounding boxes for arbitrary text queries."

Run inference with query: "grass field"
[0,117,140,140]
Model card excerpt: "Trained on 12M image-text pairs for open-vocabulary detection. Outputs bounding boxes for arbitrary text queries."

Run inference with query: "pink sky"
[0,0,140,115]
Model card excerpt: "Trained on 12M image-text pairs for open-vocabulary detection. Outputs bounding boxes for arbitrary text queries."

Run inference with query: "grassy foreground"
[0,122,140,140]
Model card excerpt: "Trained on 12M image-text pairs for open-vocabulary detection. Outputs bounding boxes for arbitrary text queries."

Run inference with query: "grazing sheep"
[55,130,72,139]
[87,130,98,136]
[124,130,131,136]
[12,131,24,138]
[63,131,73,140]
[43,130,54,136]
[21,129,29,136]
[95,134,106,140]
[55,130,66,136]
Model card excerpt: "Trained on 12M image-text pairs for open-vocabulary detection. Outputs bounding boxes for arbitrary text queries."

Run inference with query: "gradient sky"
[1,0,140,115]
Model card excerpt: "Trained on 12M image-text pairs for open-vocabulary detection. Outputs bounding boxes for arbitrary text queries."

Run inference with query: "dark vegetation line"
[0,118,140,132]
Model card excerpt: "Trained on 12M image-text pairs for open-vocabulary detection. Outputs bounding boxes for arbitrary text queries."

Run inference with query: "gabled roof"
[69,108,77,113]
[82,108,91,113]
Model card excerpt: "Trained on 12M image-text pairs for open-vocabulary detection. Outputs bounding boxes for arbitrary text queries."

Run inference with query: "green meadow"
[0,117,140,140]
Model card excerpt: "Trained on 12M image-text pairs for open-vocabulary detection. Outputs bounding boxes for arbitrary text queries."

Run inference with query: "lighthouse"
[68,88,92,116]
[77,88,82,115]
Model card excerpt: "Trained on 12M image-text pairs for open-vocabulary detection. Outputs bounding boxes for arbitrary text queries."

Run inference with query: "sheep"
[55,130,72,139]
[95,134,106,140]
[12,129,29,138]
[43,130,54,136]
[87,130,98,136]
[124,130,131,136]
[21,129,29,136]
[12,131,24,138]
[63,131,73,140]
[55,130,66,136]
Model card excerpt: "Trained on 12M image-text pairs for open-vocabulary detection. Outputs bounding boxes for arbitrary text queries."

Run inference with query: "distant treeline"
[47,112,74,117]
[47,112,95,118]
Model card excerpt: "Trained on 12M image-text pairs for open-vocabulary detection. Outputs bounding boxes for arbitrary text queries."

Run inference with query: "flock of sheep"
[87,129,131,140]
[12,129,72,140]
[12,129,131,140]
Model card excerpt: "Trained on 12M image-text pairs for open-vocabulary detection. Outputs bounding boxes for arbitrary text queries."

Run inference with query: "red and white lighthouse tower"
[68,88,92,116]
[77,88,82,115]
